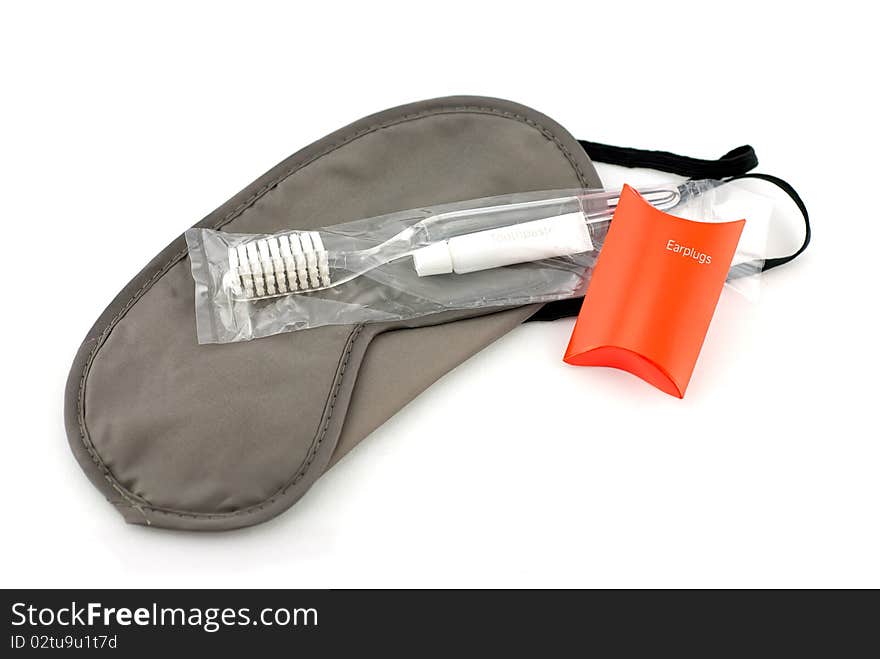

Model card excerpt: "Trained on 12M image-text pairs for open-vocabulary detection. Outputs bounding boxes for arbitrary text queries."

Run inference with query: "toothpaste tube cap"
[412,241,453,276]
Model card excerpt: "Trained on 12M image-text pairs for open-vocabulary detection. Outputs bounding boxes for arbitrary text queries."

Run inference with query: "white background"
[1,1,877,588]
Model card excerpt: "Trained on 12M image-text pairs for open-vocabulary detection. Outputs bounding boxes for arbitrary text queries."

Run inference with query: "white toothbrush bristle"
[302,232,321,289]
[256,239,276,295]
[277,235,298,291]
[245,243,265,297]
[290,234,308,291]
[311,233,332,287]
[267,237,287,293]
[228,230,332,299]
[227,246,242,295]
[237,244,255,298]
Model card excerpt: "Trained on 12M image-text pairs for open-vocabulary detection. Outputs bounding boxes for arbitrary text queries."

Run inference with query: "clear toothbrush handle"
[411,185,683,276]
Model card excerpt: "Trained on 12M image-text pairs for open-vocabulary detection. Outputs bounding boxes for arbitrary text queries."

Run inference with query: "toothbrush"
[223,184,699,300]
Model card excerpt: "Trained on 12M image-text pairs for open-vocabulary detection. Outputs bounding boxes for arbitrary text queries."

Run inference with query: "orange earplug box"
[564,184,745,397]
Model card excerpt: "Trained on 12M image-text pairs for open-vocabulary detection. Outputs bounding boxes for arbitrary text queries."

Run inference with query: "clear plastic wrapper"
[186,181,769,343]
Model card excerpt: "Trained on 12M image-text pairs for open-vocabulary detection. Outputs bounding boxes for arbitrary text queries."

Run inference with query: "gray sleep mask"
[64,96,808,531]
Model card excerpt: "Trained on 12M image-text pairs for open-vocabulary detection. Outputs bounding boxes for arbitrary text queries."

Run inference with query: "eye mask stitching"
[76,105,589,521]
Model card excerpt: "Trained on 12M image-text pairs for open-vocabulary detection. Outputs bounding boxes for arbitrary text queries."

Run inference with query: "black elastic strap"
[527,295,588,322]
[580,141,759,179]
[731,173,811,271]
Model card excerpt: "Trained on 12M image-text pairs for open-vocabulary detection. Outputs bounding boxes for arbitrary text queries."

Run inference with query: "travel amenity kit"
[65,96,810,530]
